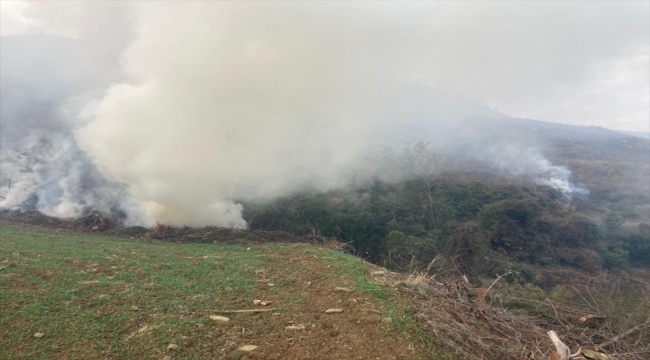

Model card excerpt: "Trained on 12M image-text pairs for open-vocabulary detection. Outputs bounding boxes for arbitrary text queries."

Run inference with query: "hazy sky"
[1,0,648,132]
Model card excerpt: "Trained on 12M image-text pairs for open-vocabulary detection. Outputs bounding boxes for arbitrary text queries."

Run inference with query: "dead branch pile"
[0,209,118,232]
[0,210,343,246]
[530,269,650,360]
[142,222,334,246]
[407,277,550,359]
[74,211,117,232]
[401,269,650,360]
[0,209,74,228]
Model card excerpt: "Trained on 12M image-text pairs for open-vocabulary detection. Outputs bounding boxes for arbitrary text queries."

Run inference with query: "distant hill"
[619,130,650,139]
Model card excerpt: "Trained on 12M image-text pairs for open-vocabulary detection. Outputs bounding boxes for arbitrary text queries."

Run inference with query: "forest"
[243,125,650,280]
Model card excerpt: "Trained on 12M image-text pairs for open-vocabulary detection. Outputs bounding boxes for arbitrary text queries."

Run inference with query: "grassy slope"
[0,223,444,360]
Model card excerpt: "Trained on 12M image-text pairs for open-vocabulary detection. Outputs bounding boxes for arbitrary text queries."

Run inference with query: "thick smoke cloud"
[0,34,143,222]
[73,3,552,226]
[2,2,646,226]
[78,2,403,227]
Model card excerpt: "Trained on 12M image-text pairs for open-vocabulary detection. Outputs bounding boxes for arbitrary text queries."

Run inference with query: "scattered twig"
[597,319,650,349]
[483,270,513,299]
[205,309,276,314]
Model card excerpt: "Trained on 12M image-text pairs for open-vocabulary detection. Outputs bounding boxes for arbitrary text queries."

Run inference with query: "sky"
[1,0,648,132]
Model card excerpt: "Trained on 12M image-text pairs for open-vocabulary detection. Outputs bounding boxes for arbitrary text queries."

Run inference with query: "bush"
[627,223,650,267]
[491,283,546,315]
[384,231,436,271]
[479,199,544,255]
[549,285,571,302]
[555,247,602,273]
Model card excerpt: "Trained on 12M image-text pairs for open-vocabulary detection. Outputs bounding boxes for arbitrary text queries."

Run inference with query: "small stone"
[92,226,99,231]
[381,317,393,323]
[237,345,258,352]
[33,332,45,338]
[167,344,179,350]
[285,325,305,331]
[181,336,193,347]
[246,247,251,251]
[267,283,275,287]
[325,308,343,314]
[209,315,230,323]
[334,287,353,292]
[253,299,262,305]
[260,301,272,306]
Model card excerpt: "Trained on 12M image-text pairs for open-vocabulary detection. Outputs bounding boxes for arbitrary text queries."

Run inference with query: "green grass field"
[1,224,270,359]
[0,223,441,359]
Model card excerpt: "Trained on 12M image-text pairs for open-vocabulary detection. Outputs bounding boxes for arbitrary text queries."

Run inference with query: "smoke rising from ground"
[3,2,645,226]
[480,145,589,200]
[75,3,571,226]
[0,34,143,222]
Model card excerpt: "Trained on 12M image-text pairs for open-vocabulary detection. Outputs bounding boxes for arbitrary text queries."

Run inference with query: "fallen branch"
[484,270,512,297]
[204,309,276,314]
[579,314,607,322]
[547,330,581,360]
[597,319,650,349]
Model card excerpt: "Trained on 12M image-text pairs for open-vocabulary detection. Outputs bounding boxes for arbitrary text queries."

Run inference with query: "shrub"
[384,231,436,271]
[555,247,602,273]
[627,223,650,267]
[491,283,546,315]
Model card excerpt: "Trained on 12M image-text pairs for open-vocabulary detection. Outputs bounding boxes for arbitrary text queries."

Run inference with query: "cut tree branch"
[597,319,650,349]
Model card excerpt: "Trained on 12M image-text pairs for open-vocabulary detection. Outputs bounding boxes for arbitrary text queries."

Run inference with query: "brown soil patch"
[0,272,40,291]
[33,269,55,282]
[190,246,425,359]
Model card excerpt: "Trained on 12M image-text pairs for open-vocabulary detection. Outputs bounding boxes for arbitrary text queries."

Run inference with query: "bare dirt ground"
[199,245,425,360]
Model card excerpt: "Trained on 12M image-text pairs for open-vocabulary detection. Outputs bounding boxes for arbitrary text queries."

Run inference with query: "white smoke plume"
[481,145,589,199]
[6,1,640,226]
[0,32,143,223]
[75,2,428,227]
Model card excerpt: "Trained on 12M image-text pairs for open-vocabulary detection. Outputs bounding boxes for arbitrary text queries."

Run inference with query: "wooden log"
[578,314,607,322]
[547,330,582,360]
